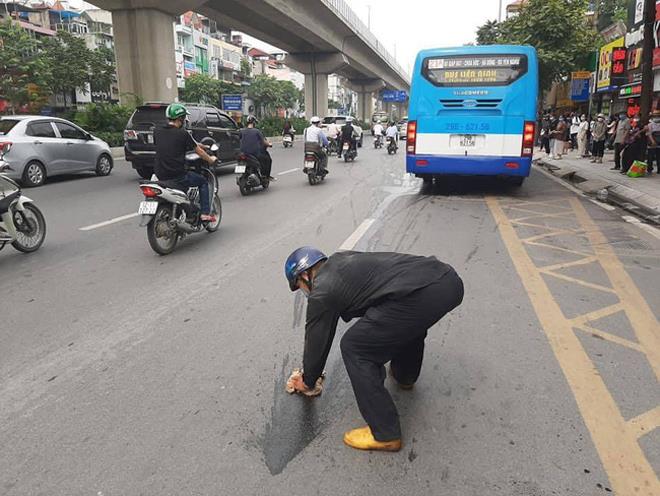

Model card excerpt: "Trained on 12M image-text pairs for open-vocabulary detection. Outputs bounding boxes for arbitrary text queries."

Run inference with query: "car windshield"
[0,119,19,135]
[130,106,168,129]
[322,117,336,124]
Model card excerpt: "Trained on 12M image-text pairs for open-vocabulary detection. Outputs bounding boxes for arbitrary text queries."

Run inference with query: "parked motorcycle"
[387,137,398,155]
[374,134,384,149]
[304,147,327,185]
[235,153,270,195]
[342,141,357,162]
[138,144,222,255]
[283,133,294,148]
[0,158,46,253]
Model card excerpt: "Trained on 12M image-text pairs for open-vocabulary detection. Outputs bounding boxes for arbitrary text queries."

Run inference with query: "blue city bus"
[406,45,539,185]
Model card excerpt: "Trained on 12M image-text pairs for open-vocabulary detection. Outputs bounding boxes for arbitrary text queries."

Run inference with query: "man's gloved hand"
[286,368,324,397]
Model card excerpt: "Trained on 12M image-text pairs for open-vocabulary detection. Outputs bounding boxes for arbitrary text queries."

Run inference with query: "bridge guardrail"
[321,0,410,85]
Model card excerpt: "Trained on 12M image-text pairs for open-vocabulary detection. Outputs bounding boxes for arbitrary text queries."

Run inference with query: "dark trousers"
[340,269,464,441]
[173,172,210,214]
[258,151,272,178]
[614,143,623,169]
[539,136,550,154]
[592,140,605,158]
[646,147,658,172]
[622,142,645,173]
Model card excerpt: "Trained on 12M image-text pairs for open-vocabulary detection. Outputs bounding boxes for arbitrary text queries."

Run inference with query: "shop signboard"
[654,1,660,68]
[184,60,197,77]
[635,0,644,25]
[597,37,625,92]
[570,71,591,101]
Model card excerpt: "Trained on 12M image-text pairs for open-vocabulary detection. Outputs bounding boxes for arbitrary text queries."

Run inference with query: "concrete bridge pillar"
[347,79,385,123]
[285,53,349,119]
[112,8,179,103]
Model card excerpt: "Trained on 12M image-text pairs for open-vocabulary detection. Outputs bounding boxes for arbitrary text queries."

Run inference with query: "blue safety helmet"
[284,247,328,291]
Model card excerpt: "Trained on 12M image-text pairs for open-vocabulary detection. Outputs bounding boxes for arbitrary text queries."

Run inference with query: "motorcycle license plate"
[304,161,315,169]
[235,164,246,173]
[146,134,154,144]
[138,201,158,215]
[284,136,292,142]
[343,144,349,150]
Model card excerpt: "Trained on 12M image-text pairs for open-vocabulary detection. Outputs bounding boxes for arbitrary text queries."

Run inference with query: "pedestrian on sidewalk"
[591,114,607,163]
[645,110,660,174]
[570,112,580,150]
[539,113,551,155]
[606,115,618,150]
[621,117,646,175]
[551,116,567,159]
[578,114,589,157]
[612,113,631,171]
[284,248,464,452]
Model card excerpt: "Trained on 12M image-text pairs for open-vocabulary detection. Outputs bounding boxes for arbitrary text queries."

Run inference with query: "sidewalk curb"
[535,158,660,225]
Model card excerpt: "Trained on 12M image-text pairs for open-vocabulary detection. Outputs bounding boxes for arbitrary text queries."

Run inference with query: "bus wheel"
[422,176,433,184]
[509,177,524,187]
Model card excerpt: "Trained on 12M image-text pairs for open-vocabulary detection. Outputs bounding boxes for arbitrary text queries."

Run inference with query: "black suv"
[124,102,241,179]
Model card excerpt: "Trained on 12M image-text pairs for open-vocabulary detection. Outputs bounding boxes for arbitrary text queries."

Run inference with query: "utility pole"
[498,0,503,22]
[639,0,656,123]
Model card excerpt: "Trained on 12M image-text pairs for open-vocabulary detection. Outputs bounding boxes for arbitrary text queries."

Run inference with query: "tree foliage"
[41,30,92,107]
[475,0,598,91]
[248,74,300,116]
[595,0,629,31]
[0,20,49,113]
[88,45,116,97]
[179,73,242,105]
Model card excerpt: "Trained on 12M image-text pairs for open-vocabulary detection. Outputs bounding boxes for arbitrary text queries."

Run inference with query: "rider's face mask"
[298,272,313,298]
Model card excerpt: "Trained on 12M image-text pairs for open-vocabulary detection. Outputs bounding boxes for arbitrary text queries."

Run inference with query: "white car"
[321,116,364,147]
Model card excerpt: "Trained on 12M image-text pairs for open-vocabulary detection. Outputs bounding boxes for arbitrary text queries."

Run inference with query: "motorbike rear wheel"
[147,204,178,255]
[238,176,250,196]
[11,203,46,253]
[308,173,317,185]
[205,194,222,232]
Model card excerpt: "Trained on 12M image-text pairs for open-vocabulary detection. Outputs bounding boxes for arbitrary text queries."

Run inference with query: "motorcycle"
[304,147,328,185]
[342,140,357,162]
[374,134,384,149]
[283,133,294,148]
[0,159,47,254]
[387,136,398,155]
[235,153,270,195]
[327,137,339,157]
[137,144,222,255]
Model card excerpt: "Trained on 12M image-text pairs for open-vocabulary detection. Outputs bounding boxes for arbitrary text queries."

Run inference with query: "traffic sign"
[222,94,243,112]
[381,90,408,102]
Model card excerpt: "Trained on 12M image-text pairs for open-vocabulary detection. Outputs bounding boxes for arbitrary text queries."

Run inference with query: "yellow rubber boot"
[343,426,402,452]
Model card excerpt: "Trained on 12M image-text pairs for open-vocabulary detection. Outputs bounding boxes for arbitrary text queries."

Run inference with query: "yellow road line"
[524,240,592,258]
[486,196,660,496]
[540,256,598,272]
[510,211,577,223]
[570,198,660,381]
[511,220,583,232]
[570,303,624,327]
[538,269,616,294]
[627,406,660,439]
[522,229,584,243]
[574,324,645,353]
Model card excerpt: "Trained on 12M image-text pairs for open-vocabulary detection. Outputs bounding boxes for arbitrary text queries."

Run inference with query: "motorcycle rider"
[240,116,275,180]
[284,247,464,451]
[283,119,295,142]
[385,121,399,150]
[339,116,360,157]
[373,120,384,147]
[303,116,329,172]
[154,103,218,223]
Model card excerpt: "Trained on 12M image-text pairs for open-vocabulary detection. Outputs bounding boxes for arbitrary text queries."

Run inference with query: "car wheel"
[136,167,152,179]
[95,154,113,176]
[22,161,46,187]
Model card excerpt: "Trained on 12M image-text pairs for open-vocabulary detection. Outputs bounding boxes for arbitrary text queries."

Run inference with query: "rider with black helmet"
[240,116,274,180]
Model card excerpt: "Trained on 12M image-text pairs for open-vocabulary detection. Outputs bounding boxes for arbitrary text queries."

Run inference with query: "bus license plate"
[460,135,476,147]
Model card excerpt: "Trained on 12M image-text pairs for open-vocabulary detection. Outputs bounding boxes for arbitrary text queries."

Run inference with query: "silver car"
[0,116,113,187]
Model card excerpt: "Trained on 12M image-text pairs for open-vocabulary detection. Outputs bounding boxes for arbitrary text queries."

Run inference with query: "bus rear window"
[422,54,527,87]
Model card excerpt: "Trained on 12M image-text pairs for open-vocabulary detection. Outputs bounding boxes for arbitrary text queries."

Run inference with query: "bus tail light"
[407,121,417,155]
[522,121,535,157]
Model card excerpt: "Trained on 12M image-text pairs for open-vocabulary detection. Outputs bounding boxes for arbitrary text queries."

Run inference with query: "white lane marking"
[79,213,139,232]
[278,168,299,176]
[339,218,376,251]
[622,215,660,240]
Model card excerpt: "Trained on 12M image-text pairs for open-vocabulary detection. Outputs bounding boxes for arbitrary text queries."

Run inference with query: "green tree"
[476,20,500,45]
[88,46,115,98]
[180,73,221,104]
[248,74,301,116]
[476,0,598,91]
[41,30,92,108]
[240,57,252,80]
[596,0,629,31]
[0,20,49,113]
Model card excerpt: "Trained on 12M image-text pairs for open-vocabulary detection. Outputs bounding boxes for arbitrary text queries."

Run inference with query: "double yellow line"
[487,196,659,496]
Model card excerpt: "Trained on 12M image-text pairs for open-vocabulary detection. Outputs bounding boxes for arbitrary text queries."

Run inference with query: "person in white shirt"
[373,121,384,136]
[304,116,329,171]
[385,121,399,150]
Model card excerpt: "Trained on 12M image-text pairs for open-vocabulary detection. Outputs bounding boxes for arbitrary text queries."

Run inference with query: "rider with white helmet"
[304,116,329,172]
